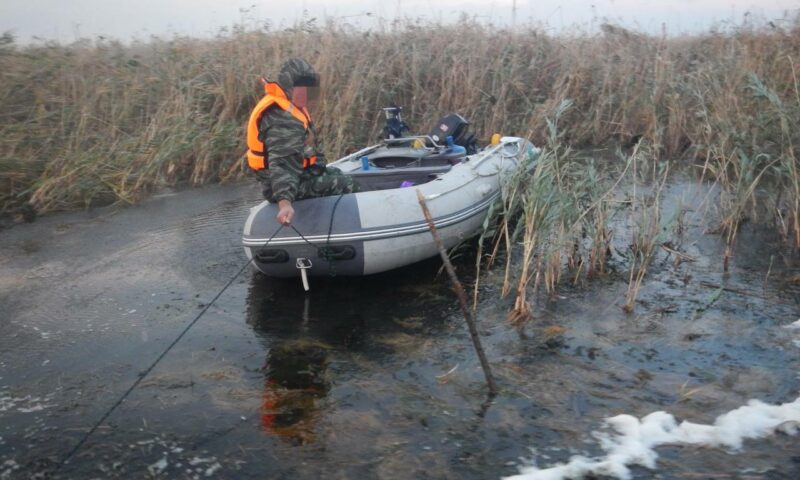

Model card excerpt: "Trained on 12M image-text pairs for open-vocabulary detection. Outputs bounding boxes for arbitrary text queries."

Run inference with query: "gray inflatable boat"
[243,135,538,277]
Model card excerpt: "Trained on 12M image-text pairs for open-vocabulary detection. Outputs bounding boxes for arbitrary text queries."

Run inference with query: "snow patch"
[783,319,800,330]
[189,456,216,466]
[126,436,224,477]
[1,460,20,480]
[506,396,800,480]
[148,456,168,476]
[0,389,57,413]
[786,320,800,349]
[205,462,222,476]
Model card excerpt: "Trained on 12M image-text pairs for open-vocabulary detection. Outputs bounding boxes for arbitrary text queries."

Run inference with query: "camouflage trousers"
[257,166,358,202]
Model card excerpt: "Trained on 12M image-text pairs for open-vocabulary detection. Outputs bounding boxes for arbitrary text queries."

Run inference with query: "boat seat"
[370,149,465,169]
[349,165,452,192]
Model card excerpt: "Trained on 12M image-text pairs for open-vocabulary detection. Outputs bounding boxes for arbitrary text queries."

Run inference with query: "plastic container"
[361,156,370,170]
[445,135,466,155]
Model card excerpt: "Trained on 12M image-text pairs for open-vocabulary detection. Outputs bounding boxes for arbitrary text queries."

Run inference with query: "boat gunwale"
[242,191,499,246]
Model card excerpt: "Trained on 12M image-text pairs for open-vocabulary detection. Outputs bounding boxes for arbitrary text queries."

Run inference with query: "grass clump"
[485,101,627,321]
[621,142,671,313]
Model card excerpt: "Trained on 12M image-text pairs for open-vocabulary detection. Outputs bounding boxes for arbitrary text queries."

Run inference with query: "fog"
[0,0,798,43]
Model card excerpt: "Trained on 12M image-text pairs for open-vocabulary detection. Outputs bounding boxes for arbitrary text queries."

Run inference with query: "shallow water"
[0,180,798,479]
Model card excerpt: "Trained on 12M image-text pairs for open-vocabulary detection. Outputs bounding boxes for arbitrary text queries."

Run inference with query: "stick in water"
[416,189,498,396]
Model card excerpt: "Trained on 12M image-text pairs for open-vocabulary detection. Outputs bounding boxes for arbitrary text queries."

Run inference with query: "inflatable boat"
[243,113,538,278]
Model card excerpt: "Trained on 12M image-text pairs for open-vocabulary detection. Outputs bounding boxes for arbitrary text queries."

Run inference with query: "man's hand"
[276,199,294,225]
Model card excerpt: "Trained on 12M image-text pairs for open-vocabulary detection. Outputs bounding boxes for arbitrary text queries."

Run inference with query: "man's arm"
[260,108,306,224]
[307,122,326,166]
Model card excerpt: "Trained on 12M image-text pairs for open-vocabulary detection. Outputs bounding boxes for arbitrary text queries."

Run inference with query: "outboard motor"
[429,113,477,154]
[382,105,410,139]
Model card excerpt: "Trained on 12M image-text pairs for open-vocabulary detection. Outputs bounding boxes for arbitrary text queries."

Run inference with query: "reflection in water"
[260,338,330,444]
[246,275,370,444]
[245,261,449,445]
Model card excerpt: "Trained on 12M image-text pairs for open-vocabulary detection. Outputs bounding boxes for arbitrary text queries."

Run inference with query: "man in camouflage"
[253,58,357,225]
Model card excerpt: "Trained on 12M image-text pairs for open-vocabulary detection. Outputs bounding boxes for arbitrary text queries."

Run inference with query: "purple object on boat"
[400,181,415,188]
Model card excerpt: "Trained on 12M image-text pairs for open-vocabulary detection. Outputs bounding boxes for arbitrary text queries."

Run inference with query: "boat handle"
[319,245,356,261]
[255,249,289,263]
[470,140,520,169]
[500,140,522,157]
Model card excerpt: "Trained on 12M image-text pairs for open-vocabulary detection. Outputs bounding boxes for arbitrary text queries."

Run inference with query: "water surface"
[0,180,798,478]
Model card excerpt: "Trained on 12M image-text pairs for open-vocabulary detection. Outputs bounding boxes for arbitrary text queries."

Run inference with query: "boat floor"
[348,164,451,192]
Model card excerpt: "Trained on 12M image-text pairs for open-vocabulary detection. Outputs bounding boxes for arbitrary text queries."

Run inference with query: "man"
[246,58,357,225]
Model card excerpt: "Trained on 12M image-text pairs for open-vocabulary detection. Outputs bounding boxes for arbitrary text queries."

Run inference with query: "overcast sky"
[1,0,798,43]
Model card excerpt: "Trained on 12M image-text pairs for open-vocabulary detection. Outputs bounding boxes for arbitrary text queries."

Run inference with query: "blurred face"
[291,85,320,112]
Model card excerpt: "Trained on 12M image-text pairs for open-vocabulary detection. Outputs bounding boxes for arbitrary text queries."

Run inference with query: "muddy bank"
[0,180,798,479]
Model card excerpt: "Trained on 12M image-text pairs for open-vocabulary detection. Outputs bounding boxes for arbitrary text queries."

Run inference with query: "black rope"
[323,193,345,276]
[289,224,331,271]
[290,193,345,276]
[56,223,286,471]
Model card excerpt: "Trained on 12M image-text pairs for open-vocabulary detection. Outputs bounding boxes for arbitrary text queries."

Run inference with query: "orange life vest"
[246,82,317,171]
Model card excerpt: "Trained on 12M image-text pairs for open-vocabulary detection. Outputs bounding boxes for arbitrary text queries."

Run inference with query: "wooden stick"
[659,244,696,262]
[417,190,498,396]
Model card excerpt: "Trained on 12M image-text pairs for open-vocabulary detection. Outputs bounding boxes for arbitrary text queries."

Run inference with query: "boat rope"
[56,222,286,472]
[289,192,345,277]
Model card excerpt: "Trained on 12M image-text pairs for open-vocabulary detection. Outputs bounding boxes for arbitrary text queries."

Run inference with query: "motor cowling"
[429,113,477,154]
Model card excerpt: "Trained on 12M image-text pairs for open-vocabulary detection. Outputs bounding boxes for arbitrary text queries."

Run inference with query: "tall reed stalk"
[622,143,670,313]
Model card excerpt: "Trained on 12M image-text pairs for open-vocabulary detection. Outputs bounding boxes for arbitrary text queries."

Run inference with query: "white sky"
[1,0,798,43]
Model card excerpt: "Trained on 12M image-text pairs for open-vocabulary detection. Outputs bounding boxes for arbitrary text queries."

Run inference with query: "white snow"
[783,319,800,329]
[126,437,223,477]
[147,456,168,476]
[0,391,56,413]
[205,462,222,476]
[786,320,800,348]
[17,404,48,413]
[506,396,800,480]
[1,459,20,480]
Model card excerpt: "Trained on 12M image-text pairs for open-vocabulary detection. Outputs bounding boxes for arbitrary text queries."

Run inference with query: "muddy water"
[0,180,798,479]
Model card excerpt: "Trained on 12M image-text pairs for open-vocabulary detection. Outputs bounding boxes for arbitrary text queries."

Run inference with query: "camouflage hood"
[277,58,318,95]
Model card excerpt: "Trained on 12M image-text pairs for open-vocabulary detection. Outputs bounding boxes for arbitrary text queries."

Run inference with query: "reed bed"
[0,18,797,213]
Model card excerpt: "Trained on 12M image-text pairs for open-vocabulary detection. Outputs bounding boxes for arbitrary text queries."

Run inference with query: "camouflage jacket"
[258,107,325,203]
